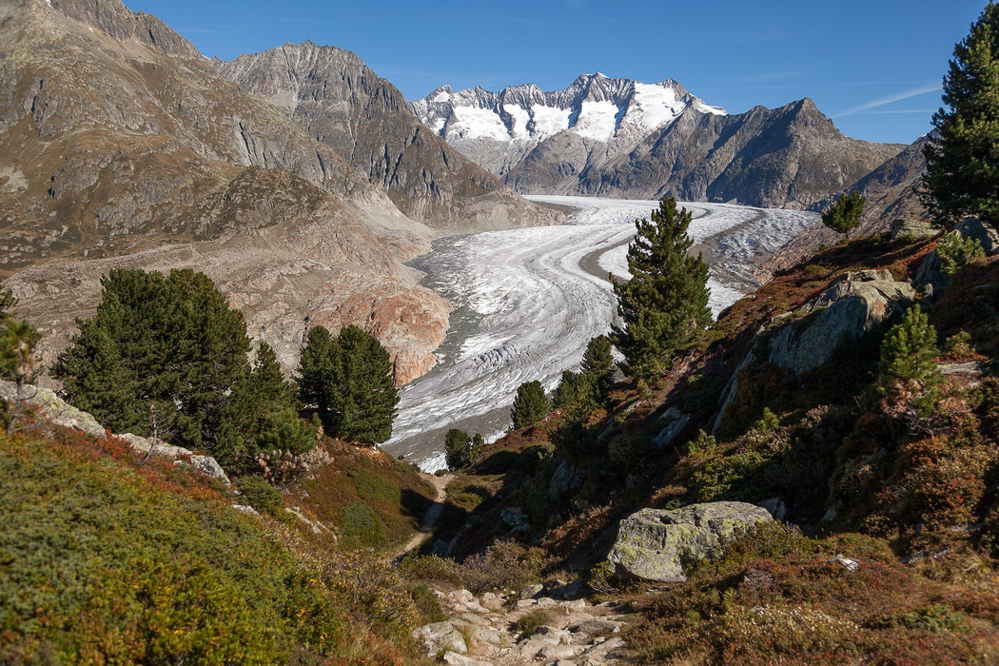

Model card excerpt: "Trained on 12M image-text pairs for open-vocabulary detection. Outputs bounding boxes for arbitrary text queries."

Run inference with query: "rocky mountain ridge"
[757,133,932,280]
[215,41,562,233]
[414,78,905,210]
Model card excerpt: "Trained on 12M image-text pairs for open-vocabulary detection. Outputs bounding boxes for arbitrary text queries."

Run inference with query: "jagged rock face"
[767,269,916,374]
[839,132,932,226]
[48,0,202,57]
[215,42,563,232]
[607,503,774,582]
[0,0,453,385]
[414,77,903,209]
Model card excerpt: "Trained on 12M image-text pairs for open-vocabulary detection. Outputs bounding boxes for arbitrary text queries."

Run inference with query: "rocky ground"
[414,587,631,666]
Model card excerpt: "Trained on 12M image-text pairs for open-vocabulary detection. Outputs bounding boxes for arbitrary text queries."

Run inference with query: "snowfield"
[382,196,819,471]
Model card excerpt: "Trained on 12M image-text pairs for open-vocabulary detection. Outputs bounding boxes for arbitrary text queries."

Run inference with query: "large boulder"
[891,218,937,242]
[954,217,999,256]
[915,218,998,302]
[607,502,774,582]
[0,382,105,437]
[767,269,915,374]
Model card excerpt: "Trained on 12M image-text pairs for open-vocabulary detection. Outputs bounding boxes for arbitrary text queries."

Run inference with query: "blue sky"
[129,0,985,145]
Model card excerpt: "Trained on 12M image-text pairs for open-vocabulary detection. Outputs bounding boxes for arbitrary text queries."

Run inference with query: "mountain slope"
[757,133,933,279]
[413,77,904,209]
[215,42,562,232]
[0,0,451,384]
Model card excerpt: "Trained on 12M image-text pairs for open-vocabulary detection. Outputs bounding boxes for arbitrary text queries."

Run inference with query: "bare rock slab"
[607,502,773,582]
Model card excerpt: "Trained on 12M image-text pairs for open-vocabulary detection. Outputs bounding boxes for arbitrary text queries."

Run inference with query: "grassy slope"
[0,424,436,664]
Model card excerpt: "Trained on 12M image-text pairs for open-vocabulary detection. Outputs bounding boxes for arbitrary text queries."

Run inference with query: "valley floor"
[384,196,818,470]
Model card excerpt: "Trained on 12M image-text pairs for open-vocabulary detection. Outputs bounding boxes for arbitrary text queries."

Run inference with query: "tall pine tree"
[611,197,711,384]
[581,334,615,402]
[295,325,398,444]
[922,2,999,228]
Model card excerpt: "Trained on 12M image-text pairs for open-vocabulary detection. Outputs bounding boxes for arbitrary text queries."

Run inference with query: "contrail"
[834,83,941,118]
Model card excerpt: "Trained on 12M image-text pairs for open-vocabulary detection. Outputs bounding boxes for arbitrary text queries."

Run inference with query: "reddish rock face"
[306,283,453,386]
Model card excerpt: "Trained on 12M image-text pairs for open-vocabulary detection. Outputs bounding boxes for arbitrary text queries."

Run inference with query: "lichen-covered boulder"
[891,219,937,242]
[0,382,104,436]
[607,502,774,582]
[767,269,914,374]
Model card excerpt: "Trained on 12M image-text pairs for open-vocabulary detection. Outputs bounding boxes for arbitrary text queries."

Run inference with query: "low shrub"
[514,609,552,638]
[338,500,386,549]
[234,474,290,522]
[459,540,550,594]
[399,555,464,590]
[0,431,426,664]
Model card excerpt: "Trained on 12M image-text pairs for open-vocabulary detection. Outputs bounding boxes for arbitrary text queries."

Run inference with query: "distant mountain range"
[412,75,908,211]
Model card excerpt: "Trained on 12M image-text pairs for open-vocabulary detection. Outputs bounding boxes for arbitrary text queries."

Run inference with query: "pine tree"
[879,306,942,412]
[551,370,592,410]
[330,325,398,444]
[511,380,549,429]
[922,2,999,228]
[295,325,398,444]
[54,268,310,469]
[216,342,312,473]
[821,191,866,237]
[444,428,474,470]
[611,197,712,383]
[297,326,337,415]
[880,307,940,385]
[581,334,615,402]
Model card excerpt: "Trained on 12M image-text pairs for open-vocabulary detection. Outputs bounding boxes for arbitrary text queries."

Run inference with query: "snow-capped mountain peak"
[411,74,727,176]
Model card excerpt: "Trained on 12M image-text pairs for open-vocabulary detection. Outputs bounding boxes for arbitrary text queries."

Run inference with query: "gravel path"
[396,473,452,559]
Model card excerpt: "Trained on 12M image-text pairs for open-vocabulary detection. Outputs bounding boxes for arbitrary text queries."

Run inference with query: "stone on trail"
[412,620,467,655]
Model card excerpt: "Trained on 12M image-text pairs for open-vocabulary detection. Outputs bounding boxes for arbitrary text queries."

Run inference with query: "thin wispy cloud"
[834,84,941,118]
[853,109,938,115]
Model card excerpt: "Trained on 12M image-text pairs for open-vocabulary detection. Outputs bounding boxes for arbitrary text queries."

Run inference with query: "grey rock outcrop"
[652,406,691,448]
[0,381,104,436]
[891,219,937,242]
[0,381,230,484]
[767,269,915,374]
[412,621,468,656]
[954,217,999,256]
[608,503,774,582]
[548,460,585,503]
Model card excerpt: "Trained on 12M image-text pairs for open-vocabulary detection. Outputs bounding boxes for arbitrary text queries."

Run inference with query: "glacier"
[381,196,819,472]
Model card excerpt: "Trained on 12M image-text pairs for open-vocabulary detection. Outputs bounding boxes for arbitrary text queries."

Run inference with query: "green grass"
[0,427,428,664]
